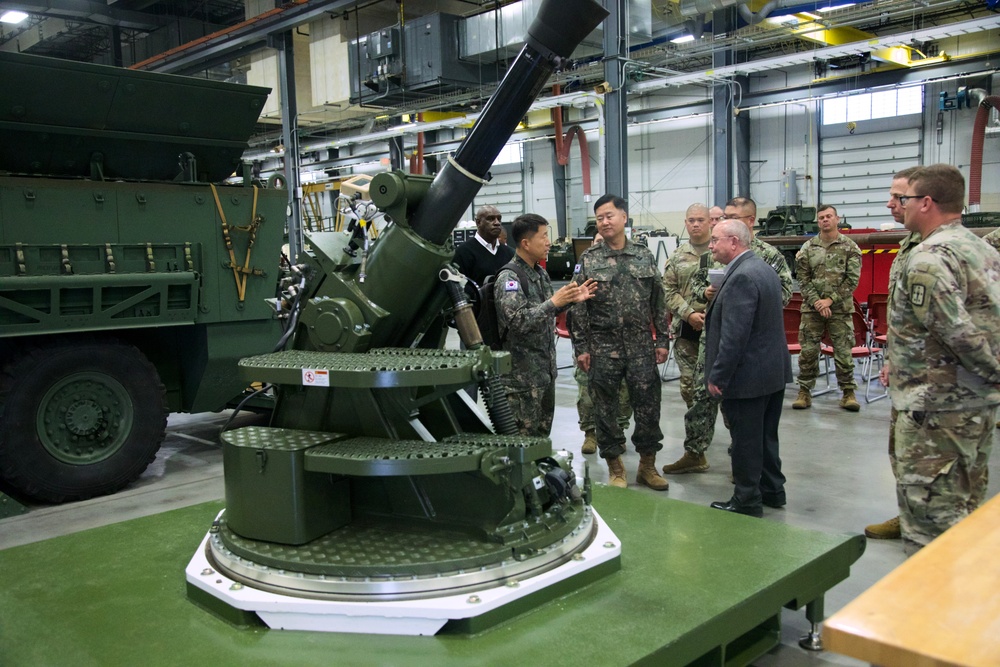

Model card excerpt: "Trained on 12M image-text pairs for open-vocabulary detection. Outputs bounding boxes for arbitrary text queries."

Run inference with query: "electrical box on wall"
[348,13,500,107]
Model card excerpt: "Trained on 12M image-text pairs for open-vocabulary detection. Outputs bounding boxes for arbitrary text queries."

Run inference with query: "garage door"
[819,123,922,230]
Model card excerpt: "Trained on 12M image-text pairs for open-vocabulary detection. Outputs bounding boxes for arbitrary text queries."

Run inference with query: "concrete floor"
[1,339,997,666]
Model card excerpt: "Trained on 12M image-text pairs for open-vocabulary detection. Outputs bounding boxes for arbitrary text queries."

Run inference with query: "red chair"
[820,303,886,402]
[868,298,888,347]
[555,310,573,370]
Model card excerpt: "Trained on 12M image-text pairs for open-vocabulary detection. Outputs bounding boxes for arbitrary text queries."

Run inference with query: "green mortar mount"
[192,0,613,631]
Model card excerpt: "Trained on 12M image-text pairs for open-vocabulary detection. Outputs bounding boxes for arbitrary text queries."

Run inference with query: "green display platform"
[0,489,864,667]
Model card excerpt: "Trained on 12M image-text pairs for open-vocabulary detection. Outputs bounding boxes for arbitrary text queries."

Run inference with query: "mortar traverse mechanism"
[0,53,289,504]
[187,0,616,635]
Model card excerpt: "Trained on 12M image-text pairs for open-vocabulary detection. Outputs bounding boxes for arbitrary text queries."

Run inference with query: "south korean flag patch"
[504,279,520,292]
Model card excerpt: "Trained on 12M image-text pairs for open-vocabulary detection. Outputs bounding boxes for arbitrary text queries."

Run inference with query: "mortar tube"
[407,0,608,246]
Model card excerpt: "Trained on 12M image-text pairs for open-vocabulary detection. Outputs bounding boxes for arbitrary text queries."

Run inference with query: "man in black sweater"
[454,205,515,305]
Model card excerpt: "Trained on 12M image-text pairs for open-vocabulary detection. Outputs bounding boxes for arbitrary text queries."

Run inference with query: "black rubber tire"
[0,338,168,503]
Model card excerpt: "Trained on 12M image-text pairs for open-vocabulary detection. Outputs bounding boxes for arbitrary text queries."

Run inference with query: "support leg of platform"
[798,596,825,651]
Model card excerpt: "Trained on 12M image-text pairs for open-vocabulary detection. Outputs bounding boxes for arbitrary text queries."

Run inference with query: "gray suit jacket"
[704,250,793,399]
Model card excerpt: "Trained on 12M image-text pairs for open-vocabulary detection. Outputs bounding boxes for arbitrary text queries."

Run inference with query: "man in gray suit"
[704,219,793,517]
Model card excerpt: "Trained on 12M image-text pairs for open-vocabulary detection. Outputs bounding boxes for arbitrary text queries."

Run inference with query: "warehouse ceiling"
[0,0,997,148]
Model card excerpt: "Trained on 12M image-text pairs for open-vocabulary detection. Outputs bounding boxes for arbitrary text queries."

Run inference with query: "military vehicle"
[0,53,288,504]
[185,0,614,634]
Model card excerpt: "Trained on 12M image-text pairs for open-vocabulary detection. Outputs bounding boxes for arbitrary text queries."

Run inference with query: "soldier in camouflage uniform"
[572,233,632,454]
[865,167,922,541]
[982,227,1000,252]
[663,198,793,475]
[885,164,1000,554]
[575,366,631,453]
[663,203,712,409]
[495,214,596,437]
[569,194,670,490]
[791,204,863,412]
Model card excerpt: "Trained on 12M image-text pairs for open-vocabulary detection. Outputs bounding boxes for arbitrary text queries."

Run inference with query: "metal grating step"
[239,347,501,388]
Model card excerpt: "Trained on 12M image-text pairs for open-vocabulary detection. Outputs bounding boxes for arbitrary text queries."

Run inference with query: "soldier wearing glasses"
[884,163,1000,554]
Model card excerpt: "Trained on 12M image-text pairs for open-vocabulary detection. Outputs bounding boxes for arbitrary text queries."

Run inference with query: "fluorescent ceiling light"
[766,14,800,24]
[670,35,695,44]
[818,3,856,12]
[0,10,29,23]
[799,11,821,20]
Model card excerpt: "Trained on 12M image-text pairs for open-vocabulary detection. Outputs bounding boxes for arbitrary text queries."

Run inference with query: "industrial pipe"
[969,94,1000,210]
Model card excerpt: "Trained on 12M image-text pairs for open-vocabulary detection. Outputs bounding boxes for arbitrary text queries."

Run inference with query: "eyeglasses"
[708,235,737,246]
[897,194,937,206]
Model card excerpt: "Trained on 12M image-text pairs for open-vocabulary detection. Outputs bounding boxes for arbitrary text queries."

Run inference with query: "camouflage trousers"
[673,336,700,408]
[681,337,722,455]
[797,311,857,391]
[894,406,995,554]
[575,367,631,432]
[503,381,556,438]
[589,354,663,459]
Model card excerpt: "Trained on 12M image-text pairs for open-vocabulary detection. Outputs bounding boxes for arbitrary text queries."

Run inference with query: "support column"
[712,8,736,206]
[602,0,628,202]
[734,91,751,198]
[274,31,303,262]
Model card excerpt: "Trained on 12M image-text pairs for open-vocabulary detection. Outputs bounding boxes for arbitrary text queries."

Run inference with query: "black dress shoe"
[710,498,763,518]
[762,494,786,508]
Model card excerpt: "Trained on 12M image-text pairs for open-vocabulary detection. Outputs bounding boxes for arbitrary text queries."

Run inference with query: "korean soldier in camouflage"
[865,167,922,541]
[575,365,631,453]
[886,164,1000,554]
[569,194,671,490]
[495,214,596,437]
[573,233,632,454]
[663,197,792,475]
[663,203,712,408]
[791,204,863,412]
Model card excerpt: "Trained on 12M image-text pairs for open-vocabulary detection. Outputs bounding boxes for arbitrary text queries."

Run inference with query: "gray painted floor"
[2,340,996,666]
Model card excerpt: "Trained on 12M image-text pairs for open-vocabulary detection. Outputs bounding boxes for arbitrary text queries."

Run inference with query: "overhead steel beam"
[132,0,362,75]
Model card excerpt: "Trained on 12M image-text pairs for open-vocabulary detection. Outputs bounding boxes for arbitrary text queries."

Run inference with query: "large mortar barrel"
[407,0,609,246]
[0,52,269,182]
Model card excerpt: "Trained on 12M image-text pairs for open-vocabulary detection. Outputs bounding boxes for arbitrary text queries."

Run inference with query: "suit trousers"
[722,389,786,506]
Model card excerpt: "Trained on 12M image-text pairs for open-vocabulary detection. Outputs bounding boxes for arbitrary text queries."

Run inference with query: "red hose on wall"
[551,84,592,199]
[969,95,1000,208]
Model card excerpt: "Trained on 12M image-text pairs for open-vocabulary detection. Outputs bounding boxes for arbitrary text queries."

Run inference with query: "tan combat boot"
[606,456,627,488]
[636,453,669,491]
[581,430,598,455]
[662,451,709,474]
[792,388,812,410]
[840,389,861,412]
[864,516,901,539]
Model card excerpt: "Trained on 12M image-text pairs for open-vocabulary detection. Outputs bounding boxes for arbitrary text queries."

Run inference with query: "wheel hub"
[37,372,133,464]
[64,399,106,436]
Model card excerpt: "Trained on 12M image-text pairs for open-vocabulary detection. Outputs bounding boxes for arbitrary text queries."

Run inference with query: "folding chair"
[660,313,681,381]
[787,304,836,396]
[821,305,886,402]
[555,310,574,370]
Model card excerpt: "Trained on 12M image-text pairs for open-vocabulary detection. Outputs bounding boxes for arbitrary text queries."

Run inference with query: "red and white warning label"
[301,368,330,387]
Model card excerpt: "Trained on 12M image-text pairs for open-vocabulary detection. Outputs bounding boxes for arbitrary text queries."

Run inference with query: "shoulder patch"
[573,263,581,274]
[909,282,926,307]
[504,280,520,292]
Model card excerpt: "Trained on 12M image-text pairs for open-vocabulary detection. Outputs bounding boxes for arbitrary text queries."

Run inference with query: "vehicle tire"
[0,338,168,503]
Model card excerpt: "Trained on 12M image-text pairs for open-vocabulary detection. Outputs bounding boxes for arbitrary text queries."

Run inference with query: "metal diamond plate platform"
[238,347,509,388]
